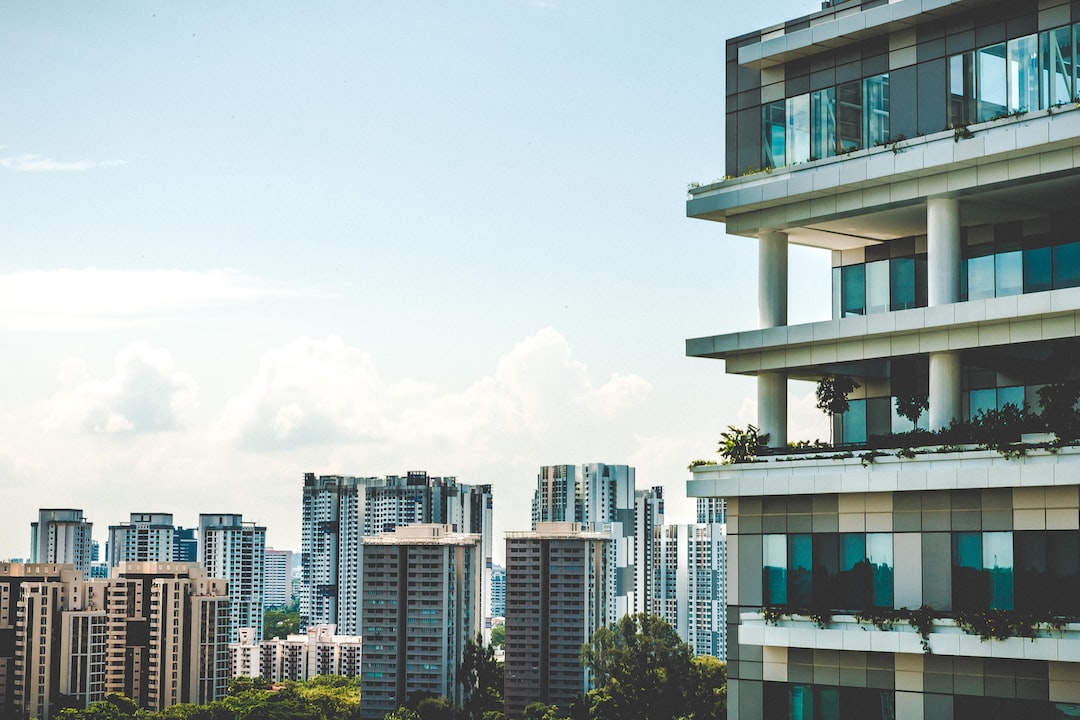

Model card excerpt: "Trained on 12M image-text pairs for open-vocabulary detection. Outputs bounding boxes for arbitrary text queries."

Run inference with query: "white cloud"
[0,154,126,172]
[0,269,295,332]
[46,341,198,434]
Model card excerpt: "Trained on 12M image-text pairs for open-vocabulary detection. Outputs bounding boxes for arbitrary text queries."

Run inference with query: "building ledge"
[688,105,1080,241]
[739,612,1080,661]
[687,444,1080,500]
[686,287,1080,377]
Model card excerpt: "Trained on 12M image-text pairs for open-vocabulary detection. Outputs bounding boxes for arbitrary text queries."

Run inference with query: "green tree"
[686,656,727,720]
[460,633,503,720]
[489,624,505,648]
[263,609,300,640]
[521,702,558,720]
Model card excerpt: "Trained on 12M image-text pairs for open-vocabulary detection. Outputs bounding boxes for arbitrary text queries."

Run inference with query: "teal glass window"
[1053,242,1080,288]
[1008,34,1040,112]
[953,532,1014,610]
[762,101,786,169]
[863,73,889,147]
[997,386,1025,410]
[966,254,996,300]
[842,399,867,445]
[969,388,997,419]
[1041,26,1073,108]
[811,87,837,161]
[866,533,894,608]
[841,264,865,317]
[763,534,787,605]
[837,80,862,152]
[995,250,1023,296]
[984,531,1014,610]
[949,52,975,125]
[786,94,811,164]
[865,260,890,315]
[1024,245,1052,293]
[890,257,915,310]
[977,43,1008,121]
[789,534,813,606]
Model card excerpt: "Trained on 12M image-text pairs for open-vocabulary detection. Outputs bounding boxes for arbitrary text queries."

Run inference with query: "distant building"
[0,561,229,718]
[30,508,93,579]
[651,522,727,660]
[172,526,198,562]
[107,513,175,568]
[264,547,294,609]
[231,624,362,682]
[359,524,482,720]
[490,564,506,618]
[300,472,493,634]
[635,485,666,619]
[504,522,610,717]
[199,514,266,643]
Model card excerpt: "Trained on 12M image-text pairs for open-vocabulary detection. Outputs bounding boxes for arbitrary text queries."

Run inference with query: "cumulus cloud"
[0,269,296,332]
[0,154,126,172]
[46,341,198,434]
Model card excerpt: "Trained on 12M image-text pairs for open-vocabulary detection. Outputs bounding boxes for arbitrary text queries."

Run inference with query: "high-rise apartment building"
[232,624,362,682]
[635,485,666,621]
[533,464,579,524]
[490,564,506,618]
[29,509,93,579]
[199,514,266,643]
[264,547,294,609]
[651,522,728,660]
[503,522,610,718]
[172,527,198,562]
[107,513,175,568]
[300,472,493,634]
[687,0,1080,716]
[0,561,229,718]
[359,524,482,720]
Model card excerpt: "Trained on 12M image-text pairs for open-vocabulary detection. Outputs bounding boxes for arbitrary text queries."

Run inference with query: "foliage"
[894,392,928,429]
[460,634,503,720]
[1037,381,1080,440]
[521,703,559,720]
[581,613,723,720]
[815,375,860,417]
[489,624,504,648]
[716,424,768,465]
[687,459,718,470]
[264,609,301,640]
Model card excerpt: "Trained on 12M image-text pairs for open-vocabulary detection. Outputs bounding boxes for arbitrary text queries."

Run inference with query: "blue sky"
[0,0,829,562]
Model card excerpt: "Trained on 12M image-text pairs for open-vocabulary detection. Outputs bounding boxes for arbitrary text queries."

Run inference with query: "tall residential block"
[199,514,266,643]
[301,472,493,634]
[651,522,727,660]
[359,524,481,720]
[107,513,175,568]
[503,522,610,718]
[30,509,93,579]
[264,548,294,609]
[687,0,1080,716]
[0,561,229,719]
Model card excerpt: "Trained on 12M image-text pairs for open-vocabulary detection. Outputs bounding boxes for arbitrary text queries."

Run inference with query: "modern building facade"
[107,513,175,568]
[198,514,266,643]
[688,0,1080,717]
[264,547,294,609]
[503,522,610,718]
[29,509,93,579]
[491,564,506,619]
[231,624,362,682]
[300,472,493,634]
[0,561,229,719]
[358,524,482,720]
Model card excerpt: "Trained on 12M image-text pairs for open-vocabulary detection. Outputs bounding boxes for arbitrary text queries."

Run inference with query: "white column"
[929,351,962,431]
[927,197,960,307]
[758,230,788,447]
[926,198,962,428]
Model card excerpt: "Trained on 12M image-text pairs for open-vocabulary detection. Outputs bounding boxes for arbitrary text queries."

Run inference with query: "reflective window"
[867,397,892,440]
[1024,245,1052,293]
[995,250,1023,296]
[1041,26,1073,107]
[997,386,1025,410]
[863,73,889,146]
[969,388,997,419]
[811,87,837,161]
[953,532,1014,610]
[866,533,894,608]
[841,265,865,317]
[786,94,811,164]
[1008,34,1040,112]
[977,43,1008,121]
[865,260,890,314]
[763,534,787,605]
[762,101,786,169]
[890,257,915,311]
[949,51,975,125]
[1053,242,1080,288]
[842,399,867,445]
[966,254,996,300]
[984,531,1014,610]
[837,80,862,152]
[789,534,813,606]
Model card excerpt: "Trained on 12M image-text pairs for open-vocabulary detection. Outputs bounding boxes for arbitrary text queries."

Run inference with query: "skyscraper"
[29,509,93,579]
[687,0,1080,715]
[107,513,175,568]
[359,525,482,720]
[264,547,294,609]
[651,522,727,660]
[198,513,266,643]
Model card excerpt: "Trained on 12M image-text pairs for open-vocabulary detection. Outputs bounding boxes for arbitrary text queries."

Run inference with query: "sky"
[0,0,831,564]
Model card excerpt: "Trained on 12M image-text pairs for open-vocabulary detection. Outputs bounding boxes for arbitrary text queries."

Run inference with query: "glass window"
[811,87,837,161]
[786,94,811,165]
[998,386,1025,410]
[866,533,894,608]
[837,80,862,152]
[863,73,889,146]
[977,43,1008,121]
[789,534,813,606]
[865,260,890,314]
[842,399,867,445]
[1008,34,1040,112]
[762,101,786,169]
[967,255,996,300]
[969,388,997,419]
[1024,245,1052,293]
[953,532,984,610]
[817,687,840,720]
[890,256,916,311]
[763,534,787,605]
[1053,242,1080,288]
[867,397,892,440]
[1041,26,1073,108]
[995,250,1023,296]
[949,52,976,126]
[984,531,1014,610]
[841,264,865,317]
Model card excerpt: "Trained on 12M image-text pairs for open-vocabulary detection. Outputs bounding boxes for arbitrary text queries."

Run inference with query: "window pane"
[998,386,1025,411]
[866,260,890,314]
[764,534,787,605]
[977,43,1008,121]
[842,264,865,317]
[838,534,867,609]
[867,397,892,440]
[837,80,862,152]
[1053,242,1080,288]
[1008,34,1039,112]
[983,531,1013,610]
[1014,531,1046,613]
[842,399,867,445]
[813,534,839,608]
[967,255,996,300]
[969,388,997,419]
[1024,246,1052,293]
[953,532,984,610]
[995,250,1023,297]
[790,685,813,720]
[787,94,811,164]
[816,687,840,720]
[863,73,890,147]
[866,533,894,608]
[811,87,837,161]
[1048,532,1080,615]
[1041,27,1073,108]
[890,257,915,310]
[762,101,786,168]
[789,534,813,606]
[949,52,975,125]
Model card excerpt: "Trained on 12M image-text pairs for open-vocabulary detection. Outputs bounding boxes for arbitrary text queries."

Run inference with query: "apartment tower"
[198,513,266,643]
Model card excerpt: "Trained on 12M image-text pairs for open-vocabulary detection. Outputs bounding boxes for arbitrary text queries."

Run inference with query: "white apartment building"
[199,514,266,643]
[107,513,175,568]
[30,509,93,579]
[231,624,362,682]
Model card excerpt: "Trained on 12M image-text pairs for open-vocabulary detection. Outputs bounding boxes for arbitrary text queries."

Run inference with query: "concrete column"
[758,371,788,448]
[927,197,960,306]
[929,351,962,430]
[758,230,788,447]
[758,230,788,329]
